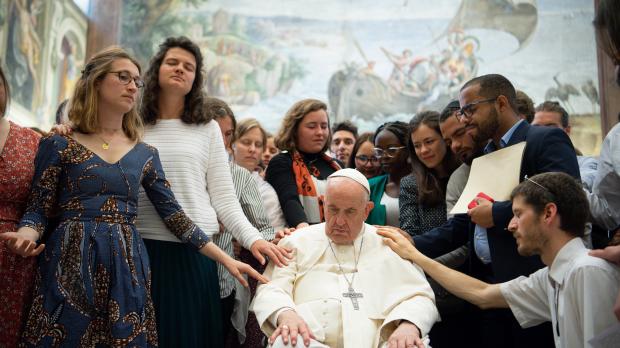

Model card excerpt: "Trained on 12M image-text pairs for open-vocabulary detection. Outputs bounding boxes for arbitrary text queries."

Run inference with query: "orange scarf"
[291,151,341,222]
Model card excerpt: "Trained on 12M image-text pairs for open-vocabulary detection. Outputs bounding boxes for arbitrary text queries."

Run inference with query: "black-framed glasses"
[457,97,497,121]
[108,70,145,88]
[355,154,379,165]
[373,146,406,158]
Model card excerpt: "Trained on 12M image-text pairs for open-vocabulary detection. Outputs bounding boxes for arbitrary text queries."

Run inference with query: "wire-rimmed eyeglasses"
[108,70,145,88]
[373,146,406,158]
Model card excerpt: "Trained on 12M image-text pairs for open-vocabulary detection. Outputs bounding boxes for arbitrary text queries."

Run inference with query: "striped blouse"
[213,163,276,298]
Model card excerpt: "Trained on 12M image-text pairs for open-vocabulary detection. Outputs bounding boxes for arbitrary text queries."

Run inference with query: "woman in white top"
[136,37,289,347]
[233,118,287,230]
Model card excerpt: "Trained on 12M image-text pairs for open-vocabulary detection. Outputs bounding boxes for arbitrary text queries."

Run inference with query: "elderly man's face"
[324,178,374,244]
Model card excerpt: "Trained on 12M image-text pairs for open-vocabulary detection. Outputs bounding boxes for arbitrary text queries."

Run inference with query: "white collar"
[548,238,587,286]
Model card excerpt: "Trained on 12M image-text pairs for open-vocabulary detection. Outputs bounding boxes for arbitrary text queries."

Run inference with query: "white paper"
[450,142,526,215]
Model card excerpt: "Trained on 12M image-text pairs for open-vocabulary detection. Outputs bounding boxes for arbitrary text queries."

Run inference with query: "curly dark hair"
[372,121,409,147]
[511,172,588,238]
[408,111,460,206]
[140,36,210,125]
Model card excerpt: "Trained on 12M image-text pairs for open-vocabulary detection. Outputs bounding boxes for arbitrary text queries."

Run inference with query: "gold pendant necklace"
[96,135,111,150]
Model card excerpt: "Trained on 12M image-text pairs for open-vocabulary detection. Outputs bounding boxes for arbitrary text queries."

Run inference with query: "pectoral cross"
[342,286,363,310]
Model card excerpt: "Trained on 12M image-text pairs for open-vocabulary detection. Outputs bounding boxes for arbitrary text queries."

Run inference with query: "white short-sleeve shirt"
[500,238,620,348]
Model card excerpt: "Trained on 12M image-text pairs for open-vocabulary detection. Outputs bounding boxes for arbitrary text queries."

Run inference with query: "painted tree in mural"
[121,0,306,106]
[121,0,207,65]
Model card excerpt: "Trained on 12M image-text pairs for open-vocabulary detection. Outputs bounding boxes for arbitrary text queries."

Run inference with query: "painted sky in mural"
[121,0,598,136]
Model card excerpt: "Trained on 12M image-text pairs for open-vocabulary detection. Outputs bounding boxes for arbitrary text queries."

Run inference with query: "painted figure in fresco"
[13,0,43,107]
[57,36,79,105]
[382,47,414,92]
[328,1,537,121]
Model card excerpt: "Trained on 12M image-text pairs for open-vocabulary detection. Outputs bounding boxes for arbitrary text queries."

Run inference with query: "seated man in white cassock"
[251,168,439,348]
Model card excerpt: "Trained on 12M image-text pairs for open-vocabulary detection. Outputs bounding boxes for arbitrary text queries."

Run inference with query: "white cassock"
[251,223,439,348]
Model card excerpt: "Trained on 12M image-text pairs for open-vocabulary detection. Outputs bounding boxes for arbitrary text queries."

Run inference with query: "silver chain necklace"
[327,228,365,310]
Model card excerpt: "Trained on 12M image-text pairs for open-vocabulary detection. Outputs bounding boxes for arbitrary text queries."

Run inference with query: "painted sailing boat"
[328,0,539,122]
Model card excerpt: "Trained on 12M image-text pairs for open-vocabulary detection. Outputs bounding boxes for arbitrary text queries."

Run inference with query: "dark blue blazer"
[414,122,581,282]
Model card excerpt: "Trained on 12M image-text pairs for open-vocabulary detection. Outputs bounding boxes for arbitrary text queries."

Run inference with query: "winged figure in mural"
[328,0,538,122]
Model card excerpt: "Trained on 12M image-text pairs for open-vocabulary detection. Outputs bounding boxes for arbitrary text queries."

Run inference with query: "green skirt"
[144,239,223,348]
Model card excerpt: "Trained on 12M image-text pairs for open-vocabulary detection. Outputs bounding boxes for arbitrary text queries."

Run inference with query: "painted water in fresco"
[1,1,600,153]
[121,0,601,154]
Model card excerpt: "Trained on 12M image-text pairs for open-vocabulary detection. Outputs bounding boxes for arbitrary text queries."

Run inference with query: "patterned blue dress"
[17,134,210,347]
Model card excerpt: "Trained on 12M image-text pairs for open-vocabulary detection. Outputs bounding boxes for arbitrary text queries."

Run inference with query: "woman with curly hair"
[136,37,289,347]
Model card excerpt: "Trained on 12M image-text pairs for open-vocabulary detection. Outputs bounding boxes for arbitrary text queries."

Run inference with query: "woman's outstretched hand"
[0,228,44,257]
[199,241,269,287]
[223,258,269,287]
[376,226,419,262]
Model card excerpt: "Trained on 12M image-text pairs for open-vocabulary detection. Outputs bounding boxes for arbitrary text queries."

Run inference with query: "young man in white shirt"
[378,172,620,348]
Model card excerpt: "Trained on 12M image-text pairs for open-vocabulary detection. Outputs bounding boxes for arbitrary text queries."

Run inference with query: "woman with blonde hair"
[266,99,340,229]
[1,46,265,347]
[233,117,286,230]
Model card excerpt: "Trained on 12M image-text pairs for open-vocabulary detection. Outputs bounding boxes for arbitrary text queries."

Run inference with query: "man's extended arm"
[412,213,470,258]
[379,227,508,309]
